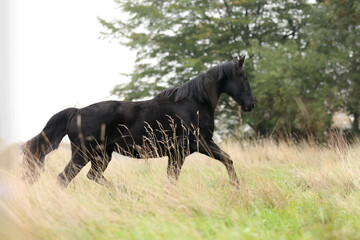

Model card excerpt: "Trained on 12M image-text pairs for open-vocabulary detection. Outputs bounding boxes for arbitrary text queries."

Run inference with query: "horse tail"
[22,108,77,183]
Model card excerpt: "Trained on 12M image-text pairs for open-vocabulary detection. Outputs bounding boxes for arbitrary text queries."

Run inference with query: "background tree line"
[100,0,360,141]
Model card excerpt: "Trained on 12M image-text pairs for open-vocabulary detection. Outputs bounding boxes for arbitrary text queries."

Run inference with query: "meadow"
[1,139,360,240]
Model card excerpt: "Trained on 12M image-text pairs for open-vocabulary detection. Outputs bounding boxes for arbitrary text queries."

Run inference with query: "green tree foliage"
[100,0,359,140]
[307,0,360,135]
[249,42,334,139]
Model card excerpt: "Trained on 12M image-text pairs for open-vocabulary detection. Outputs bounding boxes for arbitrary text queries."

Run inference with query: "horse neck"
[205,63,234,114]
[205,72,222,114]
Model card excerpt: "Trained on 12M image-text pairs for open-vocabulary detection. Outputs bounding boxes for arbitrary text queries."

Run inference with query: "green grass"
[1,140,360,239]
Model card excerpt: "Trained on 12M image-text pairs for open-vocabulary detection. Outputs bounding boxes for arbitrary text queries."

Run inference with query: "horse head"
[220,56,255,112]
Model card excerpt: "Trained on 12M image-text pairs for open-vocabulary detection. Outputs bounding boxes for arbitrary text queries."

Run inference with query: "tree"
[247,41,336,139]
[305,0,360,135]
[100,0,354,140]
[100,0,310,136]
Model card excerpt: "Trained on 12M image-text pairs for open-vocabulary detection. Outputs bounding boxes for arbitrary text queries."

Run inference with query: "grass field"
[1,139,360,239]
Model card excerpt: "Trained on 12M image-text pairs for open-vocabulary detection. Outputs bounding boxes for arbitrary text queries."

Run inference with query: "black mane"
[154,72,210,102]
[154,62,234,102]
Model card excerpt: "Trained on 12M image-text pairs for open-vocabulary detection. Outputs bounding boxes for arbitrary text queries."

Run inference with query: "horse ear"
[238,55,246,67]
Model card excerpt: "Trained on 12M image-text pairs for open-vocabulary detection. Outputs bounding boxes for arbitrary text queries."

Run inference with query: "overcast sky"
[1,0,135,142]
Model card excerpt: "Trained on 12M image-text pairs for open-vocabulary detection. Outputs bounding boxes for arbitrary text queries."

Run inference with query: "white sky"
[5,0,135,142]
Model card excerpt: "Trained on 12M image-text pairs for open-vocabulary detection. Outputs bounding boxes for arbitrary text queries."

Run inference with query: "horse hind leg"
[57,151,88,188]
[86,152,113,188]
[167,150,185,183]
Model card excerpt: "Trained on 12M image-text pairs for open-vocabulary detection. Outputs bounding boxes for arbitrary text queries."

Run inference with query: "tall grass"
[1,139,360,239]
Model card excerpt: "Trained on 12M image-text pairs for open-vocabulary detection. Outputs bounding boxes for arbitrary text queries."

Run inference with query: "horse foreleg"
[193,140,239,187]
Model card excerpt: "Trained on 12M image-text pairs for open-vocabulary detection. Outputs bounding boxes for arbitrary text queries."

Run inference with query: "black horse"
[23,56,254,188]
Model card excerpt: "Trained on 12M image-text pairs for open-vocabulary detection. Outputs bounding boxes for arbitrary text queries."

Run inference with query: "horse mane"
[154,62,234,102]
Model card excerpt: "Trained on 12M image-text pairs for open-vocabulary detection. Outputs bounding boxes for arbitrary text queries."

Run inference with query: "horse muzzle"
[241,102,255,112]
